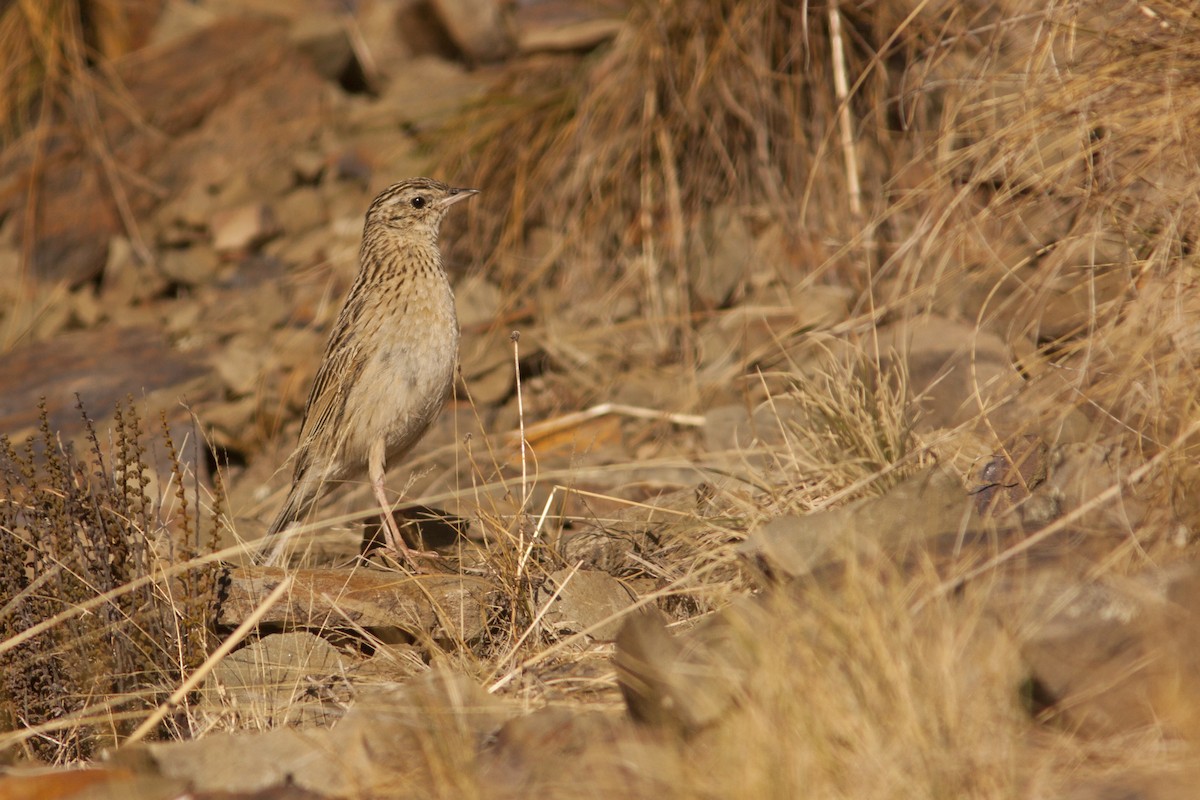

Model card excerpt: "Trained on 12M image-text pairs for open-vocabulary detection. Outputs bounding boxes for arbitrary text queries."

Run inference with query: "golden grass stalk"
[0,0,134,143]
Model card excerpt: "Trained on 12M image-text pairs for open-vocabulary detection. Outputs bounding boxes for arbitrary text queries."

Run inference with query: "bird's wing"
[292,288,371,478]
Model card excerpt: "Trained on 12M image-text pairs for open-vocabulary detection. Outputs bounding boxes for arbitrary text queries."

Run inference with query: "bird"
[261,177,478,566]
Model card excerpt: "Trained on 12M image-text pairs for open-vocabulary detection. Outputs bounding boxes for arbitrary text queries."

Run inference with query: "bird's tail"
[266,487,307,537]
[257,484,317,565]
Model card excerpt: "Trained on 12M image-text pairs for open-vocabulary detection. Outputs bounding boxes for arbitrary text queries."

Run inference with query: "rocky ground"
[1,0,1199,798]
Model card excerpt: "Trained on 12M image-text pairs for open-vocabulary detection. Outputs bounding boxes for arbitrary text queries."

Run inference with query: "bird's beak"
[436,188,480,209]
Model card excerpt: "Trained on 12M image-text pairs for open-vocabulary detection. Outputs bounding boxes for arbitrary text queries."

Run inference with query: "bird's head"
[365,177,479,237]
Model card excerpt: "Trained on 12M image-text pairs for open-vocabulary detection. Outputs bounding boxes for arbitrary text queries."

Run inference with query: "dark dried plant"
[0,398,224,763]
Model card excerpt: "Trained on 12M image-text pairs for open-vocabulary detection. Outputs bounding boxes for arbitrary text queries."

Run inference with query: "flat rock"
[205,631,351,727]
[1013,561,1200,738]
[0,326,211,440]
[872,316,1023,432]
[541,568,638,641]
[119,724,347,796]
[147,672,506,795]
[616,608,739,732]
[159,244,219,285]
[515,0,625,53]
[218,567,499,642]
[2,13,325,295]
[210,202,280,254]
[291,11,358,83]
[352,56,489,132]
[0,17,295,285]
[478,708,638,792]
[431,0,515,61]
[738,467,988,579]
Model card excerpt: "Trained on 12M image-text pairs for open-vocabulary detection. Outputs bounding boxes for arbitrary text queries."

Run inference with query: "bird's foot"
[379,508,440,571]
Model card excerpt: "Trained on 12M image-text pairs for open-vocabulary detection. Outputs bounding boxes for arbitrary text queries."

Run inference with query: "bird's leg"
[367,439,436,566]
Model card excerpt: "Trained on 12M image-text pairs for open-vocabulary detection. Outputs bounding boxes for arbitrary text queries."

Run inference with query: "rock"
[971,433,1052,520]
[515,0,625,53]
[702,397,804,455]
[269,224,335,269]
[159,245,219,286]
[1014,562,1200,739]
[213,332,272,397]
[785,282,854,329]
[199,394,259,453]
[0,326,211,442]
[559,486,721,573]
[559,526,637,574]
[210,203,280,254]
[478,708,637,793]
[67,286,104,328]
[149,0,217,45]
[1036,265,1131,344]
[431,0,516,62]
[274,188,326,239]
[352,56,489,132]
[456,272,503,329]
[691,205,754,308]
[541,569,638,641]
[291,148,328,185]
[0,17,310,286]
[102,235,169,304]
[116,670,512,796]
[0,246,19,289]
[118,725,347,796]
[204,631,351,727]
[872,316,1024,432]
[738,467,988,579]
[615,608,738,732]
[217,567,499,643]
[291,11,357,83]
[1042,442,1151,533]
[330,671,514,784]
[459,324,518,405]
[154,176,217,243]
[365,0,430,67]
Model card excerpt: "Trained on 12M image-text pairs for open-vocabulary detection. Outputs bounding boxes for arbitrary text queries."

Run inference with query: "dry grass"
[427,0,1200,791]
[462,0,1198,522]
[0,0,147,143]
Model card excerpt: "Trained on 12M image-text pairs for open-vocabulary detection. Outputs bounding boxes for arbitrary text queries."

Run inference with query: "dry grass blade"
[0,0,138,144]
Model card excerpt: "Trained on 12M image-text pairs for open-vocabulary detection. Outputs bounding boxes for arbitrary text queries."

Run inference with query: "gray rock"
[204,631,351,727]
[276,187,327,236]
[431,0,515,62]
[159,246,219,286]
[739,467,986,578]
[541,569,638,641]
[292,12,357,82]
[210,203,281,254]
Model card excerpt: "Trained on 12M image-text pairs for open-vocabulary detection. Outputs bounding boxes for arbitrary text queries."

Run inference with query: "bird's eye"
[411,196,426,209]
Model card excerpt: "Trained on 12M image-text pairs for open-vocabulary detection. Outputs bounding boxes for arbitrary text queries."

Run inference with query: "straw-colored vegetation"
[0,0,143,143]
[1,0,1198,794]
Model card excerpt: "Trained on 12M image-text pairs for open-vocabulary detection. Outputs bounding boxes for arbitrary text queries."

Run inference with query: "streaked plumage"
[263,177,477,564]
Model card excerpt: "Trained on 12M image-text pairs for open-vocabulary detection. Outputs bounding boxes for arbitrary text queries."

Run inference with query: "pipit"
[262,177,478,566]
